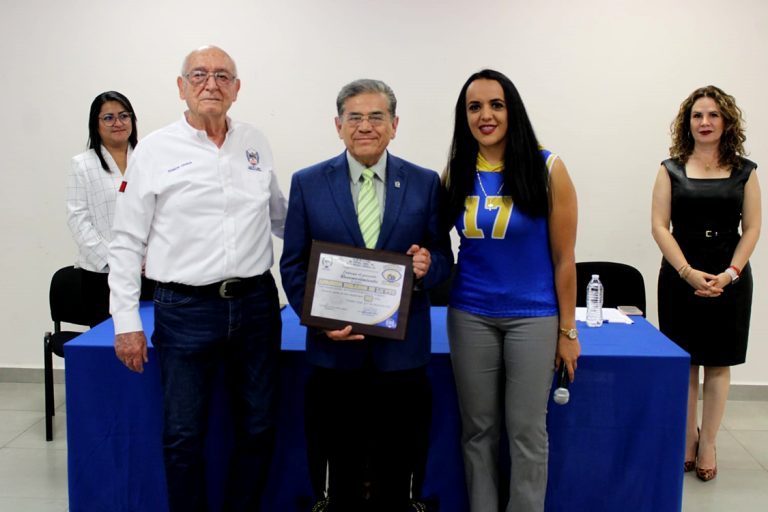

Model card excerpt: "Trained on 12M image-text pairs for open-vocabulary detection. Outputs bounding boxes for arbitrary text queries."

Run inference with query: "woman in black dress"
[652,86,761,481]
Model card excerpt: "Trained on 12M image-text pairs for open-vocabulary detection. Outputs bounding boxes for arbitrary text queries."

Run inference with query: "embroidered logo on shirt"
[167,161,192,173]
[246,149,261,171]
[119,181,127,193]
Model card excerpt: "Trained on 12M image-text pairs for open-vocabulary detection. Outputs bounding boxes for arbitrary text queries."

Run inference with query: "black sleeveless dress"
[657,158,757,366]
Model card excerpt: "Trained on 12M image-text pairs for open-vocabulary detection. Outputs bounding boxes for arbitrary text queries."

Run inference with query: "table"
[65,305,689,512]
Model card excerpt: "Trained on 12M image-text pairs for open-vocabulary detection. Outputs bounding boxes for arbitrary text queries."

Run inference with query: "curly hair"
[669,85,746,170]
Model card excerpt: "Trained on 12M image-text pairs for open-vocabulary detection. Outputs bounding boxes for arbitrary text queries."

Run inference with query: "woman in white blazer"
[67,91,138,325]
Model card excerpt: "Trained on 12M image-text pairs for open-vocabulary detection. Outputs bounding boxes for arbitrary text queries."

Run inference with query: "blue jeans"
[152,274,281,512]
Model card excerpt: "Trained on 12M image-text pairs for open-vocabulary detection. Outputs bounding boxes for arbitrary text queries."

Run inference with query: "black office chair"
[575,261,646,317]
[43,265,108,441]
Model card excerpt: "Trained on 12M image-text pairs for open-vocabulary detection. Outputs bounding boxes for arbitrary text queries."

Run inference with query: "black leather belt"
[158,272,270,299]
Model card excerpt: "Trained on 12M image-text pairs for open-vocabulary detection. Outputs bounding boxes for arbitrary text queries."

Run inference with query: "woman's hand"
[555,336,580,383]
[684,268,724,297]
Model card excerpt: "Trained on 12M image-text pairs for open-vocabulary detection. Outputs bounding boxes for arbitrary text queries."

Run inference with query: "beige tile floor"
[0,382,766,512]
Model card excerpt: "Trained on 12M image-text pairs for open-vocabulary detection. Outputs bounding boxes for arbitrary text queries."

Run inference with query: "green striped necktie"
[357,168,380,249]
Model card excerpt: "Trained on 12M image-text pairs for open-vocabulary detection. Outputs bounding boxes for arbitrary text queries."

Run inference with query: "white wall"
[2,0,766,383]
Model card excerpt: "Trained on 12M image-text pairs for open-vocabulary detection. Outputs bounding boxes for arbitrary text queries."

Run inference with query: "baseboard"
[0,367,65,384]
[725,384,768,401]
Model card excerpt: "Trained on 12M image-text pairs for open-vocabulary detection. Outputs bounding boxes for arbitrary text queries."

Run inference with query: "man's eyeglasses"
[344,113,388,127]
[99,112,132,126]
[184,70,236,87]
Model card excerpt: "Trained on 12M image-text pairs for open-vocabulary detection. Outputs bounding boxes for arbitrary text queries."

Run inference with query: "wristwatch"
[559,327,578,340]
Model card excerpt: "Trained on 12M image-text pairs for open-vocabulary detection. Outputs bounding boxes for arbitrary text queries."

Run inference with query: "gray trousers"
[447,307,558,512]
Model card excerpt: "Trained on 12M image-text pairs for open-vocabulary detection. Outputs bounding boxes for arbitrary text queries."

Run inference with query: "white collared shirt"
[109,115,287,334]
[347,151,387,224]
[67,146,132,272]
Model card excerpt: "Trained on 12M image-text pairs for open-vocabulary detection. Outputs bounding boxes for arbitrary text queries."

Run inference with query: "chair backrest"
[49,266,96,328]
[575,261,646,316]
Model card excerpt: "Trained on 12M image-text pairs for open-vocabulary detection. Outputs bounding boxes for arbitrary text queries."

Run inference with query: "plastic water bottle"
[586,274,603,327]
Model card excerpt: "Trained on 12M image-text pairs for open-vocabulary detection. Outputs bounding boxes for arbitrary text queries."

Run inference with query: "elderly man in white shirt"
[109,45,287,512]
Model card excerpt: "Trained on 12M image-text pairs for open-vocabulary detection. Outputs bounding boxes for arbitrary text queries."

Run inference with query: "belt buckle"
[705,230,716,238]
[218,278,241,299]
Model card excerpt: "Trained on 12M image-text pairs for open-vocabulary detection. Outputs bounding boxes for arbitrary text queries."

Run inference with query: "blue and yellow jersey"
[449,149,559,317]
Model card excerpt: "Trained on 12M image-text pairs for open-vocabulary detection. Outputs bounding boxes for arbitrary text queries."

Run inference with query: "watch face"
[561,328,577,339]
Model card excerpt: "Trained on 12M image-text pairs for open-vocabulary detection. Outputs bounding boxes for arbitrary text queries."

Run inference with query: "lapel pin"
[394,180,401,188]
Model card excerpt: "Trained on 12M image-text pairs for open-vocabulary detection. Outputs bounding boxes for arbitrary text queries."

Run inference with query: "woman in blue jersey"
[442,69,580,512]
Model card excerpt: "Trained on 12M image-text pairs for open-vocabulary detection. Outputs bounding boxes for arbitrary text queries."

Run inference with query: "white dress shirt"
[67,146,132,272]
[109,115,287,334]
[346,151,387,224]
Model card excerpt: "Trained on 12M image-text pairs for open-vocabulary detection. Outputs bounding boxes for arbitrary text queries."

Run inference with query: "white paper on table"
[575,307,633,324]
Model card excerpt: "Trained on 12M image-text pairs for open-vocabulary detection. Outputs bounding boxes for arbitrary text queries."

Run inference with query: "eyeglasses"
[99,112,132,126]
[344,112,388,127]
[184,70,236,87]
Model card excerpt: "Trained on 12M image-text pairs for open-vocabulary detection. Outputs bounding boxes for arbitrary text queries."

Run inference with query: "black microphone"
[553,363,570,405]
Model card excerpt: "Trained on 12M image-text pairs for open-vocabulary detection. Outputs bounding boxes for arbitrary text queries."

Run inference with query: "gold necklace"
[695,154,719,171]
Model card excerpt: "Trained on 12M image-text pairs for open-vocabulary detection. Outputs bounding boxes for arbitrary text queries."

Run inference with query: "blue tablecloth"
[65,305,689,512]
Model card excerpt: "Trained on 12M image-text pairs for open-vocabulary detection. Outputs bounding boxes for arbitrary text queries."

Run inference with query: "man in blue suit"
[280,79,452,512]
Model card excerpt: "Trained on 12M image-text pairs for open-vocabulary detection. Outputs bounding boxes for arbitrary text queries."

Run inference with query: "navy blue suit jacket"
[280,152,453,371]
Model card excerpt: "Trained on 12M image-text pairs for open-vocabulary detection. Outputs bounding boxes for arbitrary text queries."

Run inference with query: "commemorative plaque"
[300,240,413,340]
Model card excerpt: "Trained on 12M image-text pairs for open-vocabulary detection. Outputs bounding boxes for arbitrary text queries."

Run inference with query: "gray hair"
[180,45,238,77]
[336,79,397,117]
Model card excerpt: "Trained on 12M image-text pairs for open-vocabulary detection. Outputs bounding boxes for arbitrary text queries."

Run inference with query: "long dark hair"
[87,91,138,172]
[669,85,746,170]
[443,69,549,223]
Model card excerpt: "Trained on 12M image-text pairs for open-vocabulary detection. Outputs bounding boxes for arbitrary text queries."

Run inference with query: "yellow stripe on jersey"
[544,151,558,172]
[478,148,557,172]
[537,145,559,172]
[476,153,504,172]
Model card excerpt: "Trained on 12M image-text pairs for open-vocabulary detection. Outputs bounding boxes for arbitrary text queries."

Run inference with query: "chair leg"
[43,334,54,442]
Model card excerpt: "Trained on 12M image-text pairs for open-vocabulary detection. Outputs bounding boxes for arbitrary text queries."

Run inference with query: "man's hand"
[407,244,431,279]
[115,331,149,373]
[324,325,365,341]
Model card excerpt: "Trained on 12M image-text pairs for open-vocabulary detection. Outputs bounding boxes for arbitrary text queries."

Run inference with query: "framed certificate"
[301,240,414,340]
